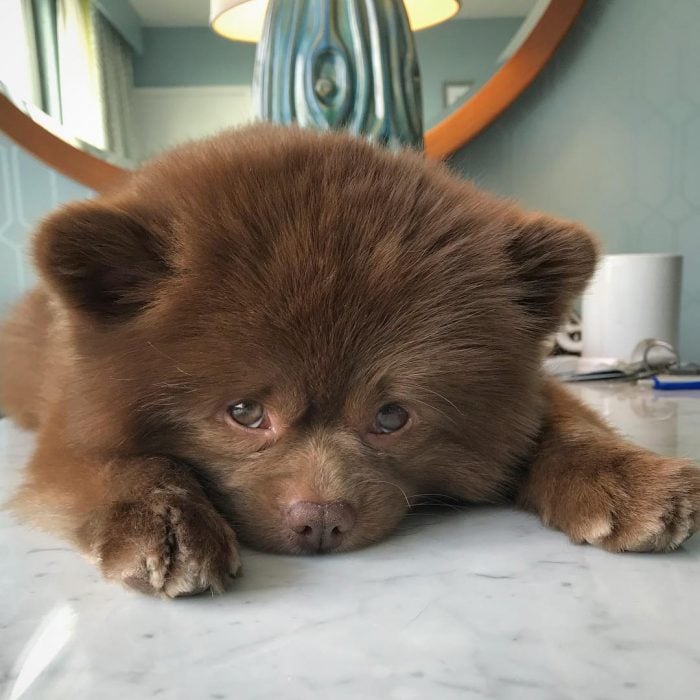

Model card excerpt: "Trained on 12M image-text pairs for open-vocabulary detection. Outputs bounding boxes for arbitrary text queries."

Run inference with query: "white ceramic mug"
[581,253,682,361]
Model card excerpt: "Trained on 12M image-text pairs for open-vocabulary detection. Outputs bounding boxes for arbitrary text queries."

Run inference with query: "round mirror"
[0,0,583,190]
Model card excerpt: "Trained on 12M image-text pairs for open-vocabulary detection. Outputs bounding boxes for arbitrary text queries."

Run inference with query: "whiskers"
[409,396,460,430]
[410,493,461,503]
[407,493,468,513]
[416,386,464,417]
[355,481,467,514]
[146,341,193,377]
[355,479,411,508]
[396,381,463,429]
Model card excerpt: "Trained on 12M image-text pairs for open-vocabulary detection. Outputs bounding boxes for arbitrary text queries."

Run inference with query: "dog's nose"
[286,500,356,552]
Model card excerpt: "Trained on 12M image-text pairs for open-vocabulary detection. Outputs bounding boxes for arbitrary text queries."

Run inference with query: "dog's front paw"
[91,491,240,597]
[546,454,700,552]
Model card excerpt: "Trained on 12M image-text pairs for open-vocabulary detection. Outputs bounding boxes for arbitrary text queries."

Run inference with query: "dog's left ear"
[506,214,600,334]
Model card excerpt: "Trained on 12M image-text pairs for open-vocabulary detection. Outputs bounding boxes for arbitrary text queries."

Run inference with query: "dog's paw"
[547,455,700,553]
[93,491,240,597]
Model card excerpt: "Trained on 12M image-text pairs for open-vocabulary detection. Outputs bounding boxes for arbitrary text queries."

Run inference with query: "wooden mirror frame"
[0,0,584,192]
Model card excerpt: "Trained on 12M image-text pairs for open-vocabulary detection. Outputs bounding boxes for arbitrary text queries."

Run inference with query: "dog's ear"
[506,214,600,334]
[33,200,172,320]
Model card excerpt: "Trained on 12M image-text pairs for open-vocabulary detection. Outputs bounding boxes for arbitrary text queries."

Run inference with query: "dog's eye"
[228,400,268,429]
[373,403,409,434]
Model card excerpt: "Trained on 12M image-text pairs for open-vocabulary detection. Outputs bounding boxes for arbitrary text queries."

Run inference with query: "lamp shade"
[210,0,460,42]
[405,0,461,31]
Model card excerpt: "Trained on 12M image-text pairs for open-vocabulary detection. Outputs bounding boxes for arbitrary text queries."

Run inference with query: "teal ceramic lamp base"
[253,0,423,149]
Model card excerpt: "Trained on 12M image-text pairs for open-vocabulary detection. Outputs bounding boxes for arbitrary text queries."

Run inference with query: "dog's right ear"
[33,200,172,320]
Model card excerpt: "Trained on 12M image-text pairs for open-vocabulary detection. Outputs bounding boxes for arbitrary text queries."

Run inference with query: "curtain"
[31,0,62,120]
[0,0,42,106]
[26,0,137,160]
[93,11,137,160]
[55,0,106,150]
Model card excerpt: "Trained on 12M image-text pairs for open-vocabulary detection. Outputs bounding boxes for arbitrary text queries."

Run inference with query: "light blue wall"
[132,19,520,127]
[451,0,700,360]
[133,28,256,88]
[0,133,92,317]
[416,18,520,127]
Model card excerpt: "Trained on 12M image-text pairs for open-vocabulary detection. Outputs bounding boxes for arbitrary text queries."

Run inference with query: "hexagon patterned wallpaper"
[452,0,700,359]
[0,132,92,318]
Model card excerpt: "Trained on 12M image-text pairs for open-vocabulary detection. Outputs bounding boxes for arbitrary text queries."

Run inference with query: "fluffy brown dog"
[1,125,699,597]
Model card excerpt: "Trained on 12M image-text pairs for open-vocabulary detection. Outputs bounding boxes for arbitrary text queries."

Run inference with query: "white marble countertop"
[1,382,700,700]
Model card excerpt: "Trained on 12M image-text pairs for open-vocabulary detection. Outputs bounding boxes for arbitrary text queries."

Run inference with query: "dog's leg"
[0,289,52,429]
[516,378,700,551]
[12,415,240,597]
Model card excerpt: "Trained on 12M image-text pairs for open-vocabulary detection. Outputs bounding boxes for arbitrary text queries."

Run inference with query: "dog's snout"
[286,500,356,553]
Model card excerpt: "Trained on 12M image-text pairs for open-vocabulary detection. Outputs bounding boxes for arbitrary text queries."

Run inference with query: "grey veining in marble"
[1,382,700,699]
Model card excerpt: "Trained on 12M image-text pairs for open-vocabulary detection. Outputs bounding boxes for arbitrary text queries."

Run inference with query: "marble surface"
[1,382,700,700]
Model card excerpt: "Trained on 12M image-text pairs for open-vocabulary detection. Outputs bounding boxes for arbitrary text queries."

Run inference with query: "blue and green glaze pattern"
[253,0,423,149]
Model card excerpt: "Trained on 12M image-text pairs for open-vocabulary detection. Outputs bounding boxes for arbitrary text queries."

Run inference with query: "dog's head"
[35,125,598,553]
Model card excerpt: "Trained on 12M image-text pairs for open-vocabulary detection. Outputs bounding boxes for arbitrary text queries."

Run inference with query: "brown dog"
[1,125,698,597]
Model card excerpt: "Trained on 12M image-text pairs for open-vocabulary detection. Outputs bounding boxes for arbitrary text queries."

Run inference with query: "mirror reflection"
[1,0,541,165]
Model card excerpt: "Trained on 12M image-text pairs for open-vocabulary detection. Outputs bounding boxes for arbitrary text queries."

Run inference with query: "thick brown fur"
[1,125,698,597]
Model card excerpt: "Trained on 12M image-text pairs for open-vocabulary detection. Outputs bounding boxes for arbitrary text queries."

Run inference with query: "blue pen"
[652,375,700,391]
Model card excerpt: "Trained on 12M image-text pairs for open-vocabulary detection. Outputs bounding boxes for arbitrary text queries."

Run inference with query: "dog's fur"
[1,125,698,597]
